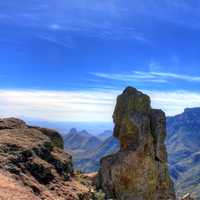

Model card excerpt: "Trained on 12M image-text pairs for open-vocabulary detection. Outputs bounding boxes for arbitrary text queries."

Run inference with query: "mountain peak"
[69,128,78,133]
[168,107,200,128]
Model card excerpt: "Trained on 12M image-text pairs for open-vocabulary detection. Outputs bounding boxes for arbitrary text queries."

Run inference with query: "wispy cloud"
[150,72,200,82]
[0,1,149,42]
[46,21,147,42]
[91,71,200,83]
[91,72,167,83]
[146,90,200,116]
[0,89,118,122]
[1,0,200,44]
[0,88,200,122]
[36,34,74,48]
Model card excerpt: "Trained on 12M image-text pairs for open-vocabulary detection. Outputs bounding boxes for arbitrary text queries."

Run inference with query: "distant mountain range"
[63,128,102,151]
[62,128,119,172]
[167,108,200,198]
[62,107,200,199]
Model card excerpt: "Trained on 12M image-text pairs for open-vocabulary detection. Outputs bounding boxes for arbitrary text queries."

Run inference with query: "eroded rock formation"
[0,118,90,200]
[98,87,176,200]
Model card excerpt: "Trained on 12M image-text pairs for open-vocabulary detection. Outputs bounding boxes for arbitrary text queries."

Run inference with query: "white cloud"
[146,90,200,116]
[91,72,167,83]
[92,71,200,83]
[0,88,200,122]
[150,72,200,82]
[0,89,118,122]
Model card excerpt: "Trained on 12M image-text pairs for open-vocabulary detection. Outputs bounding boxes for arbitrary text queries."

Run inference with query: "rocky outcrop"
[0,118,91,200]
[98,87,176,200]
[29,126,64,149]
[0,117,26,129]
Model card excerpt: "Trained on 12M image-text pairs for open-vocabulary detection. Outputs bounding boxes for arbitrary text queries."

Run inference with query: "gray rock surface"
[98,87,176,200]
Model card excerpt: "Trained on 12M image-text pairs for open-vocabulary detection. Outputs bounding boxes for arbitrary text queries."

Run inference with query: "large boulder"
[98,87,176,200]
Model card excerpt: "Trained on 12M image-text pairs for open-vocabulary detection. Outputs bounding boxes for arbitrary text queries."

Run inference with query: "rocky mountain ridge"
[0,118,92,200]
[63,128,102,152]
[167,108,200,199]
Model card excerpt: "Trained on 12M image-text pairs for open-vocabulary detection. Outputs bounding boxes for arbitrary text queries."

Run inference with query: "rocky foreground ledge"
[0,118,92,200]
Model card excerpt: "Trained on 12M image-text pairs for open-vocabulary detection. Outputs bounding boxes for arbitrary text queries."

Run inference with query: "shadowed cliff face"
[98,87,176,200]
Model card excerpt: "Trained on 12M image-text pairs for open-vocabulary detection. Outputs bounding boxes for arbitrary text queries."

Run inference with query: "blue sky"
[1,0,200,122]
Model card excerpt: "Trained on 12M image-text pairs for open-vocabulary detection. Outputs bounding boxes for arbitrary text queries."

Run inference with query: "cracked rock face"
[98,87,176,200]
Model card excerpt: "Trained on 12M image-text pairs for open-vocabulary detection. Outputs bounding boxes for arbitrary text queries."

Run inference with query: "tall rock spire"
[98,87,176,200]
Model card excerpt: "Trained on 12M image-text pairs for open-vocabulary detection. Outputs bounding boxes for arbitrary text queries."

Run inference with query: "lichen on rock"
[98,87,176,200]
